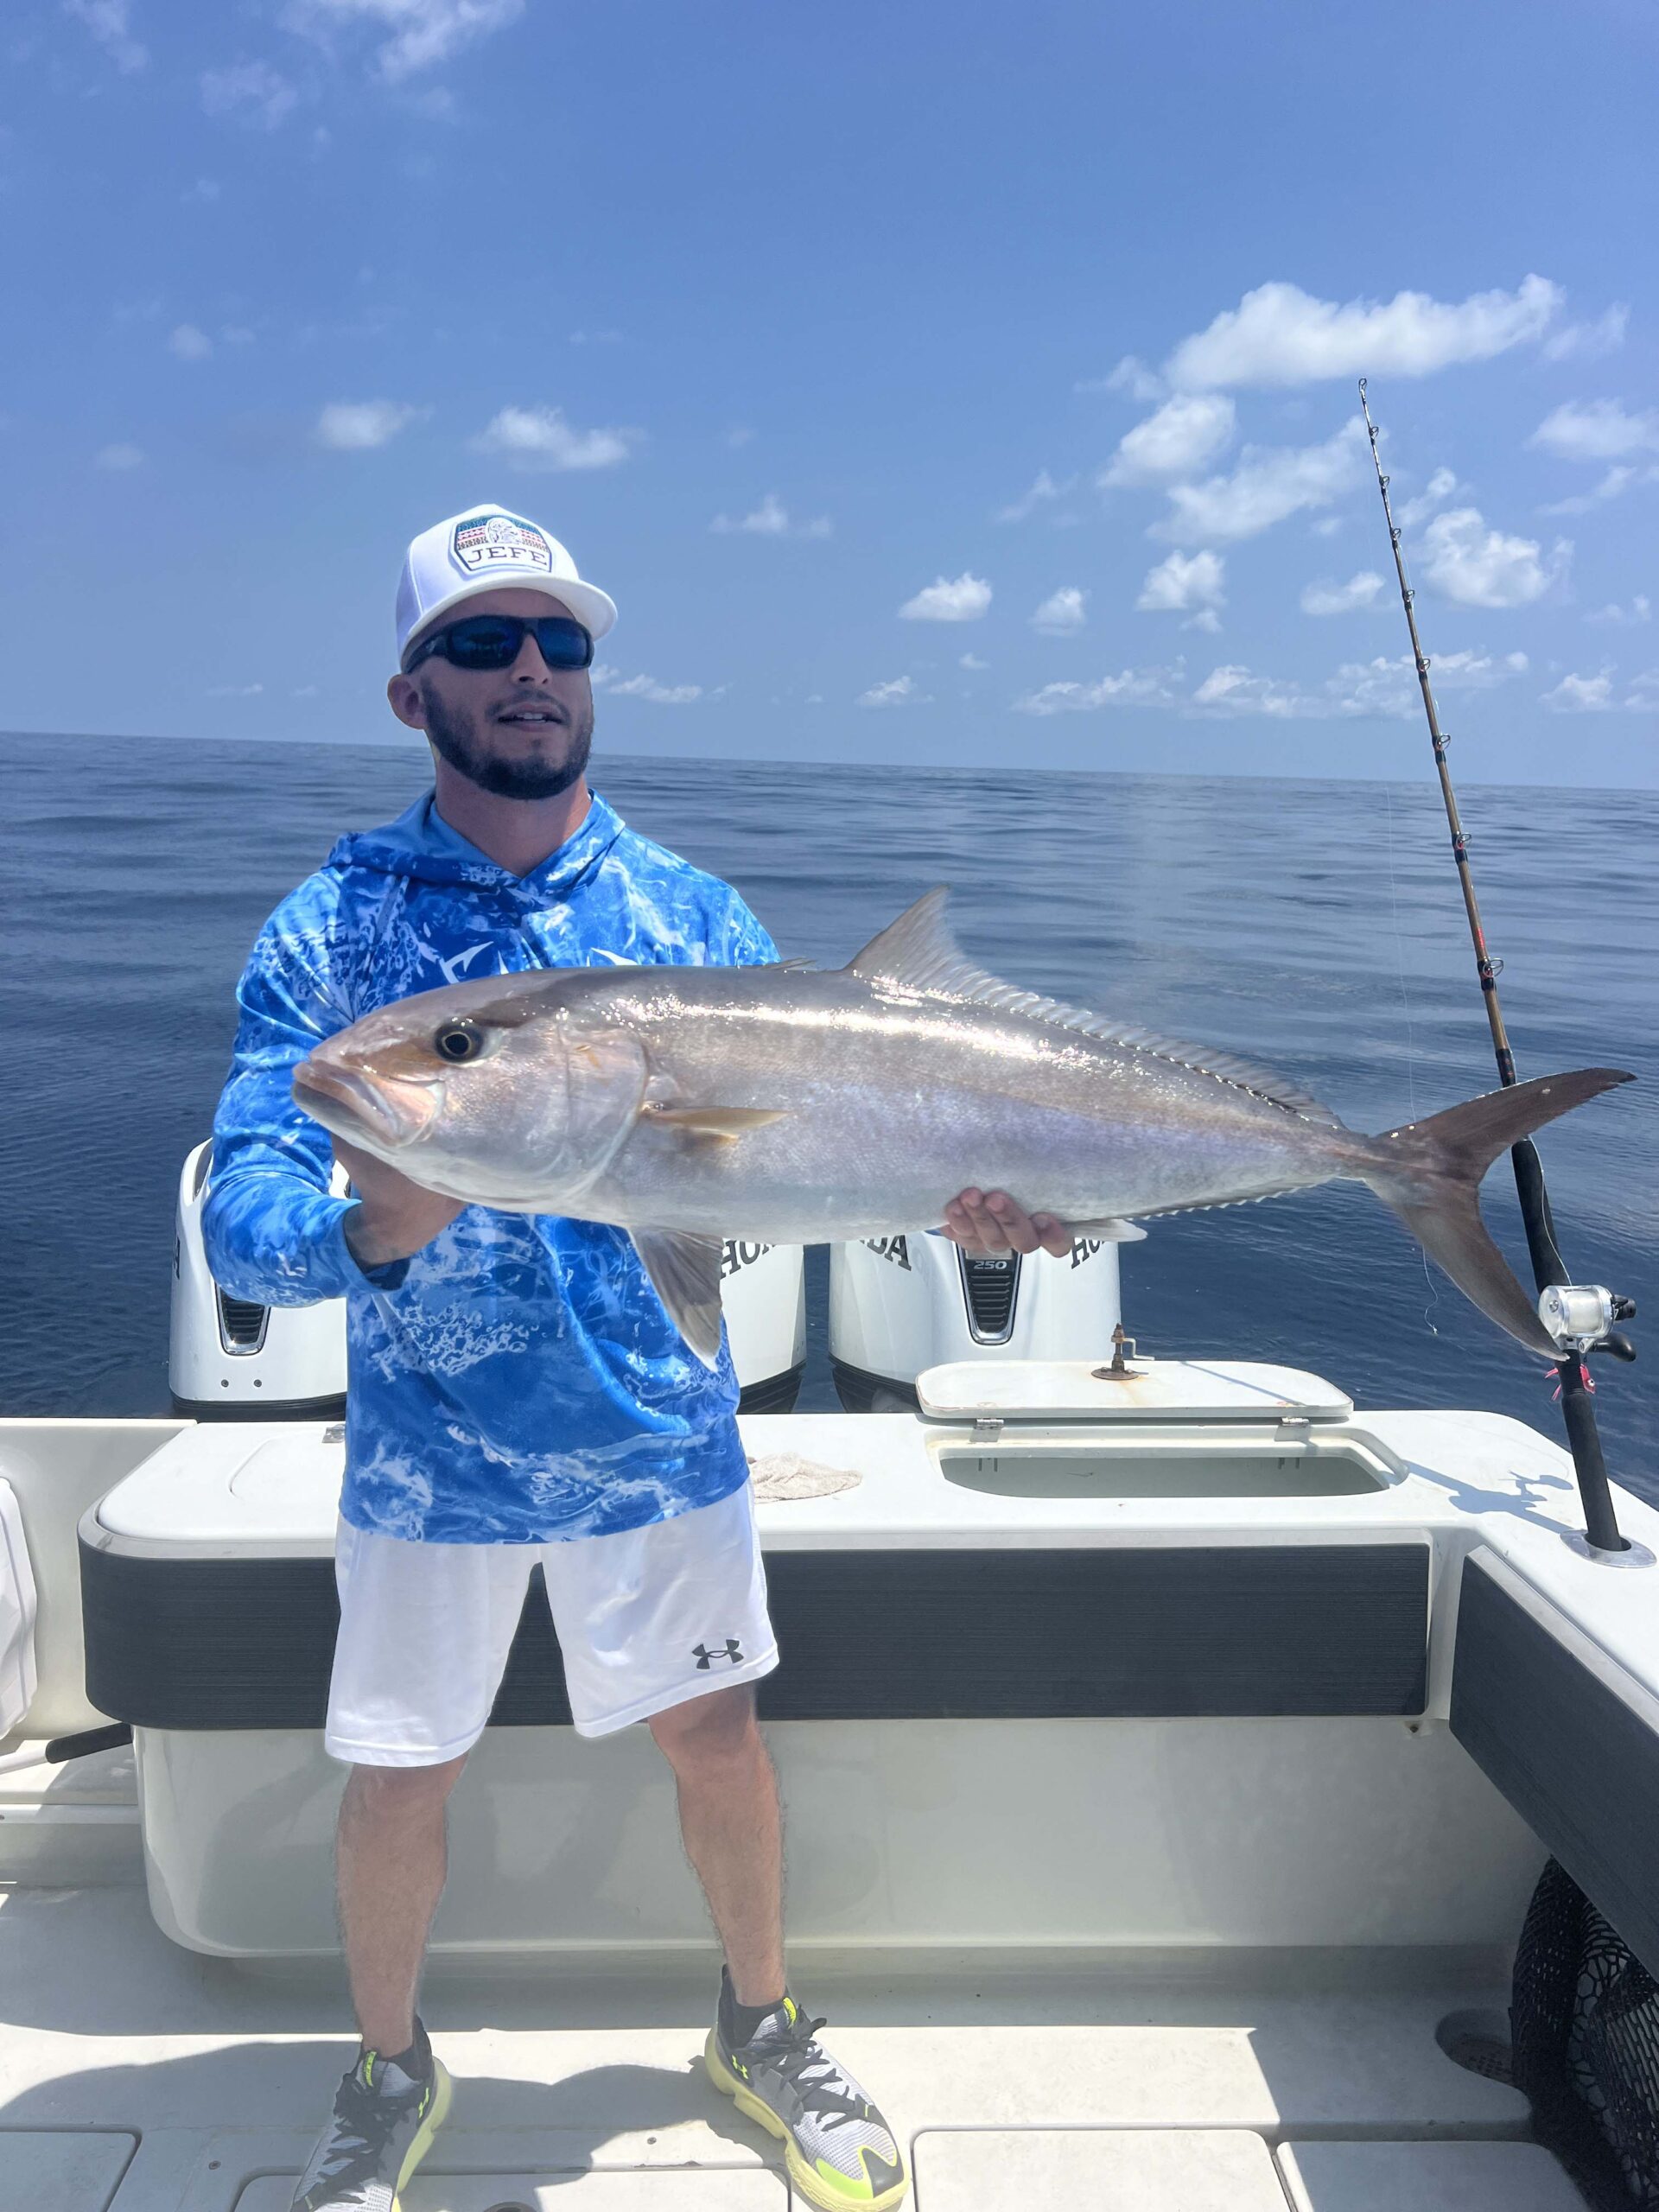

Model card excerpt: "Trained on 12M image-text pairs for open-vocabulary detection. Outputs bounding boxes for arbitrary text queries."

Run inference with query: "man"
[204,501,1068,2212]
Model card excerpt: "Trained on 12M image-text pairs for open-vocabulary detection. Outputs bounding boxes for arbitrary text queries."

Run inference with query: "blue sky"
[7,0,1656,784]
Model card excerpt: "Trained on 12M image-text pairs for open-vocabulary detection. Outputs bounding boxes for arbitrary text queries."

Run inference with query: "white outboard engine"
[719,1240,807,1412]
[171,1142,808,1417]
[171,1142,349,1416]
[827,1224,1143,1412]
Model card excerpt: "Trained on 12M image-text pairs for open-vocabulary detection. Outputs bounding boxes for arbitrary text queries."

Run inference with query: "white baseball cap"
[395,502,619,666]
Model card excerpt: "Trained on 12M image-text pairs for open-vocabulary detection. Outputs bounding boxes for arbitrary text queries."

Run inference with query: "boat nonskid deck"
[0,1880,1581,2209]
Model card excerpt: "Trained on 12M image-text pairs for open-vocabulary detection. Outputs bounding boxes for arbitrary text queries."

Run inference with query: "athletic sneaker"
[705,1976,907,2210]
[290,2019,452,2212]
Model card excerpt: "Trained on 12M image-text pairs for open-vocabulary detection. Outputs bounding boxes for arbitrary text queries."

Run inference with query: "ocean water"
[4,732,1655,1503]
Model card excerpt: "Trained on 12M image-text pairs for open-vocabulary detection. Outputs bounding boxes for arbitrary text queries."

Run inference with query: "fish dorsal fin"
[848,887,1005,998]
[847,887,1340,1126]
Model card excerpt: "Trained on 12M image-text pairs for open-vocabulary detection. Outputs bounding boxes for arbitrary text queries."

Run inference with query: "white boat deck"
[3,1394,1637,2209]
[0,1854,1585,2209]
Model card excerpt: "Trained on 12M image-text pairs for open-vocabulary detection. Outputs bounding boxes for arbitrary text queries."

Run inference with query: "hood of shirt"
[325,791,626,899]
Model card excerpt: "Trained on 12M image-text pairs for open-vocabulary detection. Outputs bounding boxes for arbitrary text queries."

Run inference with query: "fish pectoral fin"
[644,1106,791,1142]
[631,1230,727,1368]
[1063,1217,1149,1243]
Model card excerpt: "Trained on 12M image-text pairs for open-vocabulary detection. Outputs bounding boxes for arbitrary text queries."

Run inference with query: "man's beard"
[423,690,593,801]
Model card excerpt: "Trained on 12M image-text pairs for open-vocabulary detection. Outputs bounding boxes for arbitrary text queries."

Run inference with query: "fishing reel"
[1537,1283,1638,1362]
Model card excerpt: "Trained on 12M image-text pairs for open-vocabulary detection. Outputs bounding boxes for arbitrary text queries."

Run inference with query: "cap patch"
[453,512,554,575]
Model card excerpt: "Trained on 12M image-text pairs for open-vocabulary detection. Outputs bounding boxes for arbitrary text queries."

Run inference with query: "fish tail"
[1359,1067,1632,1354]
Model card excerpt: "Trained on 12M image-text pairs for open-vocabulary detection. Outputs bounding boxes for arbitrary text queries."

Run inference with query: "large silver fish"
[292,889,1630,1364]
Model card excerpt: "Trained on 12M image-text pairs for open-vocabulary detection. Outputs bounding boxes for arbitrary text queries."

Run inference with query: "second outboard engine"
[170,1142,349,1417]
[171,1142,808,1417]
[827,1224,1143,1411]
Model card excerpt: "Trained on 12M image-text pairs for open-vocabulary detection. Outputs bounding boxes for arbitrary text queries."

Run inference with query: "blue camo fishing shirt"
[203,791,777,1545]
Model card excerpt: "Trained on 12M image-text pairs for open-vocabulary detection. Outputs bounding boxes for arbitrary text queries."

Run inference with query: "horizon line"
[3,725,1656,802]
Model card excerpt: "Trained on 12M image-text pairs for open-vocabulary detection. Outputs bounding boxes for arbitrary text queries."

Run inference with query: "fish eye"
[433,1020,488,1064]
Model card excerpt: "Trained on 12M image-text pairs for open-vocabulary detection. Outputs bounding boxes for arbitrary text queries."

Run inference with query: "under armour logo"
[692,1638,745,1670]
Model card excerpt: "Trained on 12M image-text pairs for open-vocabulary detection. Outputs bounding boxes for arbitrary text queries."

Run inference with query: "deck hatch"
[80,1537,1429,1727]
[0,2131,137,2212]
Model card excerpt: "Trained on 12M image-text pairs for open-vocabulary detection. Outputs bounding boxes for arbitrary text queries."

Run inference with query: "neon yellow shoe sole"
[704,2030,908,2212]
[391,2057,453,2211]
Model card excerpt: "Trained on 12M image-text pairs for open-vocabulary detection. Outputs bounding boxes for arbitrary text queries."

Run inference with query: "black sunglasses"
[404,611,595,676]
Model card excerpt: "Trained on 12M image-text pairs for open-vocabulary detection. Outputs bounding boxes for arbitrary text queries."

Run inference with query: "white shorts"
[325,1484,778,1765]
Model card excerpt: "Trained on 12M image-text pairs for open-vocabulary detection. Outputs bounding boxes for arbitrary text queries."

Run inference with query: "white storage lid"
[91,1423,344,1548]
[917,1358,1353,1423]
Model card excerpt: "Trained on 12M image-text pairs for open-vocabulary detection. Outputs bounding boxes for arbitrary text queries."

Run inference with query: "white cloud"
[315,399,423,449]
[1191,645,1529,721]
[998,468,1073,522]
[1531,399,1659,462]
[95,442,144,470]
[709,493,831,538]
[474,405,638,471]
[168,322,213,361]
[712,493,785,535]
[200,60,300,128]
[1419,506,1568,608]
[959,653,989,671]
[1539,466,1643,517]
[1540,666,1656,714]
[64,0,147,73]
[898,572,991,622]
[723,426,754,448]
[1014,669,1180,715]
[1191,665,1310,717]
[1101,394,1236,486]
[1319,658,1414,718]
[1396,467,1463,530]
[1137,549,1226,626]
[207,682,264,698]
[1156,420,1364,543]
[857,675,931,707]
[1300,570,1385,617]
[1164,274,1561,390]
[1075,356,1164,401]
[287,0,525,80]
[1309,516,1343,538]
[1586,595,1651,628]
[1444,647,1530,681]
[591,664,701,705]
[1032,586,1087,634]
[1010,646,1529,723]
[568,327,621,346]
[183,177,221,203]
[1541,306,1629,363]
[1332,649,1528,716]
[1542,671,1615,713]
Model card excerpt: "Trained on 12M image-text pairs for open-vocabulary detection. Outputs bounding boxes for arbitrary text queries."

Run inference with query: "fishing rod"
[1357,378,1643,1564]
